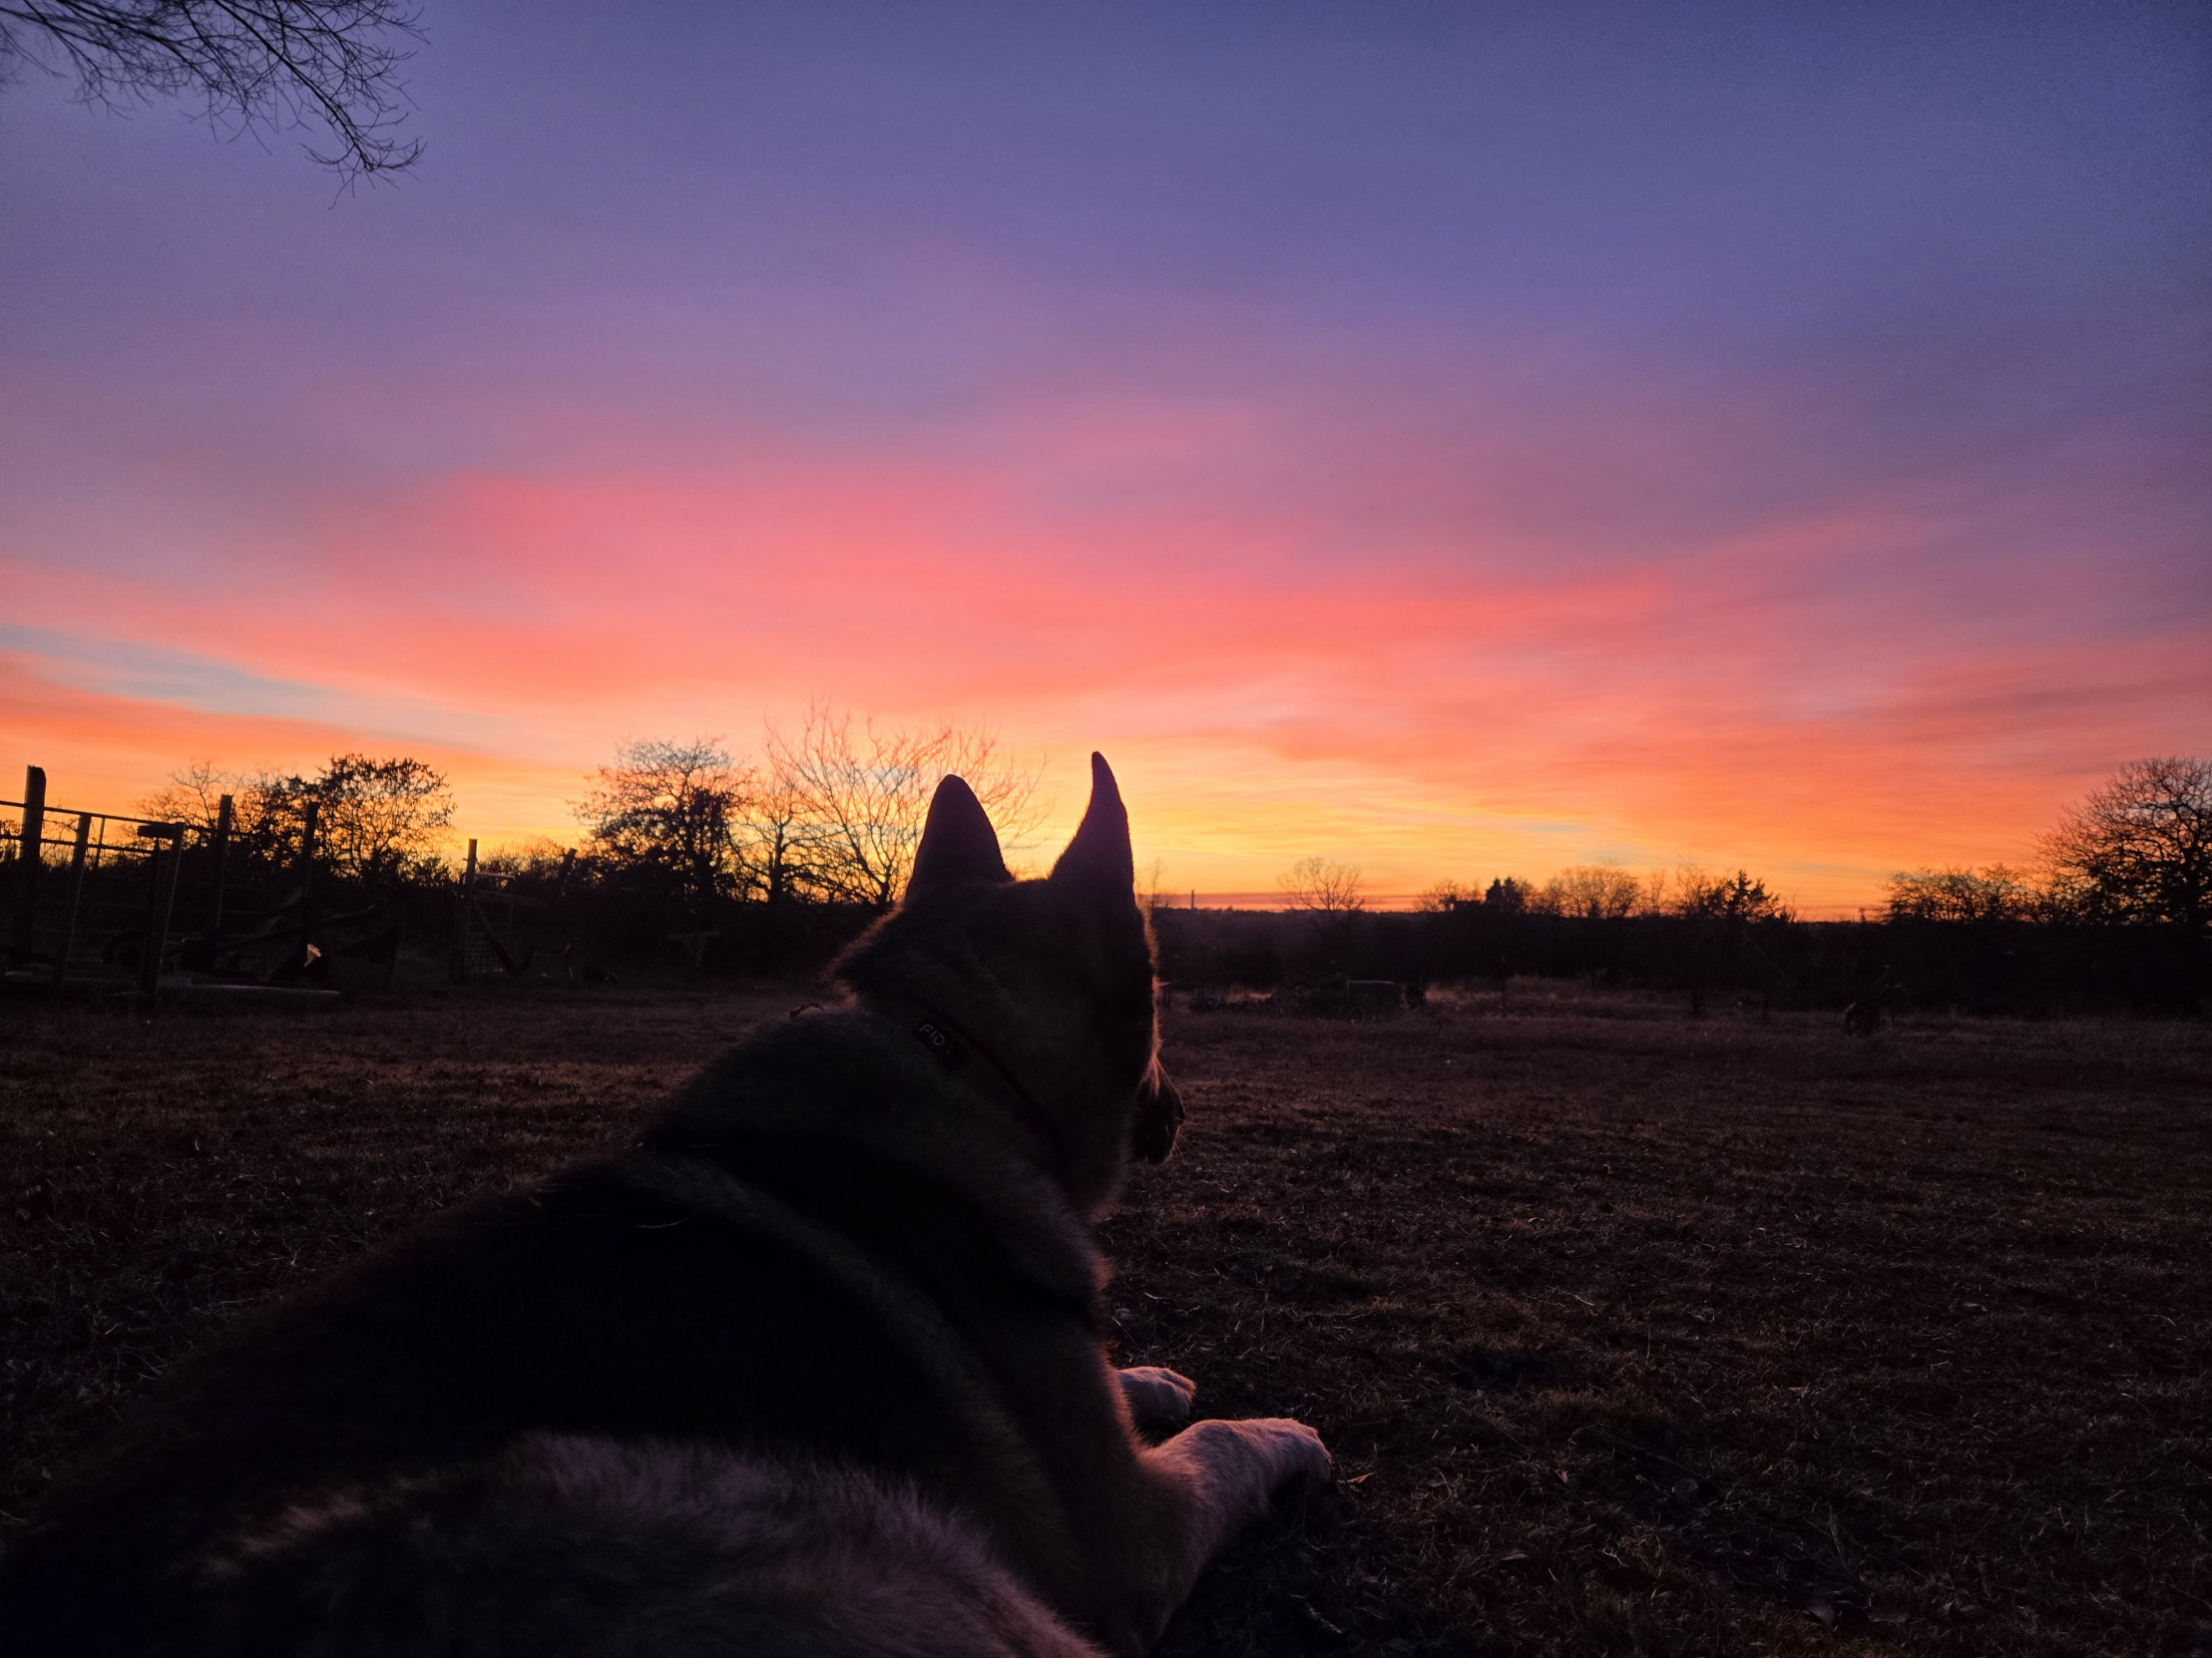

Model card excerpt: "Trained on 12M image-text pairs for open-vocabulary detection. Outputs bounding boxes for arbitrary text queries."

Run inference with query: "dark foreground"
[2,982,2206,1656]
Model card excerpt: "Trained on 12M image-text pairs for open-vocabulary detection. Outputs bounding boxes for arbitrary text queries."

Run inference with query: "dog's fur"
[0,754,1328,1657]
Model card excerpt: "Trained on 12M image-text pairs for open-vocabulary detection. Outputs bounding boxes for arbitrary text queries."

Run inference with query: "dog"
[0,753,1330,1657]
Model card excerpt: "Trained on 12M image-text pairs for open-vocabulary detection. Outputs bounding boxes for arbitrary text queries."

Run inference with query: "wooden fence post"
[11,764,47,967]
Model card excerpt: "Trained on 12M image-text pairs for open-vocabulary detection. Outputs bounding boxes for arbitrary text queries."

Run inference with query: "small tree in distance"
[1885,866,2038,923]
[294,753,455,882]
[1535,864,1642,920]
[1413,879,1473,913]
[139,752,453,879]
[1277,856,1365,915]
[1671,864,1790,923]
[574,738,750,909]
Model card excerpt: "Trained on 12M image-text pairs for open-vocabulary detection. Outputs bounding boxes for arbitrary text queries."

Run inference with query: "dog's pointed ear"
[1051,752,1132,891]
[909,775,1012,894]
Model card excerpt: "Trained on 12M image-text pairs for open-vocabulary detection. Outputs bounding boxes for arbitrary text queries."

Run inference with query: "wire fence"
[2,765,356,1008]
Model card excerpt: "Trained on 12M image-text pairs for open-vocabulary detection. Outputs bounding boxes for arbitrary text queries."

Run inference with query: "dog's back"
[6,1017,1106,1653]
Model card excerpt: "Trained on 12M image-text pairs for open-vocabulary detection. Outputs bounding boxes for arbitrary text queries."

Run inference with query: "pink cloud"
[4,369,2203,913]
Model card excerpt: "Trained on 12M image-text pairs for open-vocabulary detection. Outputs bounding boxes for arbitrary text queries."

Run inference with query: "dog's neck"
[861,991,1074,1196]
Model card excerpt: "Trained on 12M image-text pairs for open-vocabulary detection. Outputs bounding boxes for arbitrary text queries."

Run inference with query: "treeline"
[559,711,1042,910]
[105,743,2209,1003]
[1282,758,2209,936]
[140,755,456,886]
[1235,758,2210,1017]
[137,710,1042,906]
[118,710,1042,977]
[1148,906,2205,1019]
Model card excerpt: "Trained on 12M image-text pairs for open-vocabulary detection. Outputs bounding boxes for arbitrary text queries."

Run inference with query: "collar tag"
[912,1019,966,1069]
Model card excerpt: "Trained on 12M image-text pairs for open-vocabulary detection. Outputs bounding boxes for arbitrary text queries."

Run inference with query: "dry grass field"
[2,981,2206,1656]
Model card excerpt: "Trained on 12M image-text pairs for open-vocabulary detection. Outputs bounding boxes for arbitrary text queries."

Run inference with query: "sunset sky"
[3,2,2207,911]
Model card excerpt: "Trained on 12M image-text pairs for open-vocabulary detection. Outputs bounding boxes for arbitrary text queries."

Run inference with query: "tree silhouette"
[1884,865,2037,923]
[2041,757,2212,930]
[1536,864,1642,920]
[575,739,749,909]
[763,706,1043,910]
[139,752,452,878]
[1,0,423,181]
[1412,879,1474,913]
[1672,865,1789,923]
[1277,856,1365,915]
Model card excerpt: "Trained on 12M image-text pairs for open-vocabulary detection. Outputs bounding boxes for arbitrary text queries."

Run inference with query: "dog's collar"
[897,995,1069,1187]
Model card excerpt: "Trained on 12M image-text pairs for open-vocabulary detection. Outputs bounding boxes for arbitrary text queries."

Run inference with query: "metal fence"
[1,764,325,1007]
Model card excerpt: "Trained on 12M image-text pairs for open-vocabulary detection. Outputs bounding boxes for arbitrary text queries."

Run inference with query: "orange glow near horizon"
[6,431,2204,918]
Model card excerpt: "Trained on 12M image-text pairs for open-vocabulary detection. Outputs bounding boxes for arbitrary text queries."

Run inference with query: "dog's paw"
[1116,1366,1197,1428]
[1240,1418,1333,1486]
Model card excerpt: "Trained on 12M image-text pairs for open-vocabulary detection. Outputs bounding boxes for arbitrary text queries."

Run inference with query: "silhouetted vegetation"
[11,752,2205,1009]
[1,0,424,181]
[1278,856,1368,915]
[1152,904,2205,1020]
[1205,762,2210,1019]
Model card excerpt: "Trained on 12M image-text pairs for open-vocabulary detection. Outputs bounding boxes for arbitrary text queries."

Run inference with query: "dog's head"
[834,752,1178,1215]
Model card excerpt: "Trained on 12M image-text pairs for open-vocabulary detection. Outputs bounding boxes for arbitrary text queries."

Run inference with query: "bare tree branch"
[764,704,1047,909]
[1277,855,1365,915]
[1,0,424,182]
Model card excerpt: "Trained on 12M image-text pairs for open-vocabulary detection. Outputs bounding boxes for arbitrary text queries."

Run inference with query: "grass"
[3,980,2208,1655]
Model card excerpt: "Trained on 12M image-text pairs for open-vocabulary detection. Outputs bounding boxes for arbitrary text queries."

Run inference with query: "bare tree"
[135,757,233,831]
[2040,757,2212,930]
[1,0,424,181]
[764,706,1044,909]
[141,752,452,877]
[1412,879,1473,913]
[575,739,750,909]
[1536,864,1642,920]
[273,753,453,880]
[141,759,294,858]
[733,761,819,909]
[1277,855,1365,915]
[1885,865,2038,923]
[1671,863,1790,923]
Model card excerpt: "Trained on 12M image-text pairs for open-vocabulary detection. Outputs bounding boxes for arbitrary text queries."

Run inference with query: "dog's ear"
[909,775,1013,894]
[1051,752,1132,892]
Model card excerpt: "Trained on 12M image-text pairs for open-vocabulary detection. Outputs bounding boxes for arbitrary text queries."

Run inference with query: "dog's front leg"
[1115,1367,1195,1430]
[1104,1416,1329,1649]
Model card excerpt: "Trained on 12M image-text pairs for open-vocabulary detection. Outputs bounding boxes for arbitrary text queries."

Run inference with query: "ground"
[1,980,2206,1656]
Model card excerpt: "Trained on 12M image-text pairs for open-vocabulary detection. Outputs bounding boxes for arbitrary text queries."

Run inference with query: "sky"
[2,0,2207,911]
